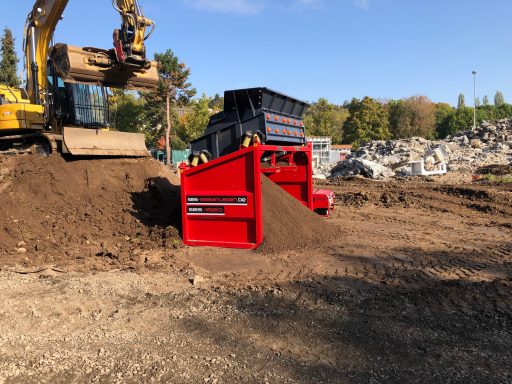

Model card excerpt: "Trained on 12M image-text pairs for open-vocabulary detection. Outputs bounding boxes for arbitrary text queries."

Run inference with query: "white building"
[307,137,352,167]
[331,144,353,162]
[307,136,331,165]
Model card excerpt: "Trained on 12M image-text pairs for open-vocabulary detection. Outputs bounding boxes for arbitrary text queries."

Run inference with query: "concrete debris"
[322,119,512,179]
[331,159,395,180]
[191,275,205,286]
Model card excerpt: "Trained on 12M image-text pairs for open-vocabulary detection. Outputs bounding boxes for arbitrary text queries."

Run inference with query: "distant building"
[307,136,332,166]
[307,137,352,167]
[331,144,353,162]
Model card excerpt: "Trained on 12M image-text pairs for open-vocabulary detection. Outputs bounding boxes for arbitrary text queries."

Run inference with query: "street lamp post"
[472,70,477,130]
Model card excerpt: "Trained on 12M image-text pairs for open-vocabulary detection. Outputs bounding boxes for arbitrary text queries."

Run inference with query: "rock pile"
[330,158,396,179]
[326,119,512,179]
[444,119,512,172]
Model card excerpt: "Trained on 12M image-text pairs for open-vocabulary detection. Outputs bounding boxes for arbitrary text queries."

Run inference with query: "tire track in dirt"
[314,178,512,318]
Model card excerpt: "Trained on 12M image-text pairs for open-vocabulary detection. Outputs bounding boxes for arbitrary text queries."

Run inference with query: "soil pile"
[476,163,512,176]
[260,176,337,253]
[0,154,181,270]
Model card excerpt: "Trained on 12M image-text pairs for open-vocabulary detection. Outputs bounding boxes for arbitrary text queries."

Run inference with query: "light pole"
[472,70,477,130]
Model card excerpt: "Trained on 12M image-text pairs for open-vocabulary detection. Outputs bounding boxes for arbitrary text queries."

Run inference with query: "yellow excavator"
[0,0,159,156]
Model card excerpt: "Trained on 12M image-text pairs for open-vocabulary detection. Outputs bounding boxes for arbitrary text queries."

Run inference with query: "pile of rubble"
[321,119,512,179]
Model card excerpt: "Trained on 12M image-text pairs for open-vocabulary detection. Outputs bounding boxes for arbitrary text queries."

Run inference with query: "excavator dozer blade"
[62,127,150,157]
[51,44,159,91]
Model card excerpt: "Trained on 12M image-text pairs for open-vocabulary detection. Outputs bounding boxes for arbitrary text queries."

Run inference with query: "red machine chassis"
[180,143,332,249]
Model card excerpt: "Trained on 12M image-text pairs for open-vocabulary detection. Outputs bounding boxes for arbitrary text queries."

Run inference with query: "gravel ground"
[0,175,511,383]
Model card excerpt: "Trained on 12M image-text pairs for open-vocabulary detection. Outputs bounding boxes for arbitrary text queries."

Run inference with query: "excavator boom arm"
[114,0,155,57]
[24,0,157,105]
[25,0,69,104]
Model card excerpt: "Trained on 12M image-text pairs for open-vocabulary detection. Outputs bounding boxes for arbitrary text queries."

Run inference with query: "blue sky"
[2,0,510,105]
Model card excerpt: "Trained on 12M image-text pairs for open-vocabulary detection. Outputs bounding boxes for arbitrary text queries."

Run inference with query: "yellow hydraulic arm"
[24,0,67,105]
[112,0,156,66]
[24,0,156,106]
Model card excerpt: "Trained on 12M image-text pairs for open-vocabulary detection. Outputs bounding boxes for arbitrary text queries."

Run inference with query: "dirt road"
[0,167,511,383]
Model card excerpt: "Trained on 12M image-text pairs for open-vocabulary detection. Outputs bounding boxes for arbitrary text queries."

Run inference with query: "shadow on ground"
[131,176,182,231]
[174,244,512,384]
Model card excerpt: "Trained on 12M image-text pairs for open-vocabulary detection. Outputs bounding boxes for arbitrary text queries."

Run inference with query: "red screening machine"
[180,88,334,249]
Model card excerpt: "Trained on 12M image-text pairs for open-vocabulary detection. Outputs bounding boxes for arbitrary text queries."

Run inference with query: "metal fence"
[172,150,190,164]
[150,149,190,164]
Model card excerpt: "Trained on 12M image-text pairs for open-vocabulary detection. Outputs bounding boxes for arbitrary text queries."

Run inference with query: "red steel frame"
[180,144,313,249]
[312,189,335,217]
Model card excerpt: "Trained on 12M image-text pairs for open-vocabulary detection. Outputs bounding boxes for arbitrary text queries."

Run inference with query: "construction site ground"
[0,155,511,383]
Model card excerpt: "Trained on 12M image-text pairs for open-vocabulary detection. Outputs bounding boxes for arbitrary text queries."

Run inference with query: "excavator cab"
[46,61,149,157]
[49,72,110,129]
[65,84,109,128]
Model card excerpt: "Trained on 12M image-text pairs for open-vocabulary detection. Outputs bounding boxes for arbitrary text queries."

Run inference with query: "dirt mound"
[259,176,337,253]
[337,191,371,207]
[336,190,411,208]
[0,154,181,270]
[437,185,495,201]
[476,163,512,176]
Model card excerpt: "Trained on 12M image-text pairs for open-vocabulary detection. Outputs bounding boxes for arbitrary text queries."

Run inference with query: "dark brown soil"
[260,176,337,253]
[0,154,182,270]
[476,163,512,176]
[1,165,512,383]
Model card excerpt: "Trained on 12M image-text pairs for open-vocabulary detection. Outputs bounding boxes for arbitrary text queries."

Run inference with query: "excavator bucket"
[62,127,149,157]
[51,44,159,91]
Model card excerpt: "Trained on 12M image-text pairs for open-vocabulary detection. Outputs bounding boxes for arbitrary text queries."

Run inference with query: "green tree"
[208,93,224,112]
[140,88,165,146]
[303,98,348,143]
[477,104,497,123]
[434,103,455,139]
[388,95,436,139]
[457,93,465,109]
[494,91,505,107]
[176,94,213,142]
[475,97,481,108]
[343,97,390,148]
[139,91,189,151]
[482,95,489,106]
[447,107,474,135]
[387,99,404,136]
[446,103,512,135]
[0,28,20,87]
[109,90,145,133]
[496,103,512,119]
[151,49,196,165]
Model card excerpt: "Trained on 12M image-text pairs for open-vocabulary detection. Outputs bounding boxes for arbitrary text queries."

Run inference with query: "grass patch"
[479,174,512,184]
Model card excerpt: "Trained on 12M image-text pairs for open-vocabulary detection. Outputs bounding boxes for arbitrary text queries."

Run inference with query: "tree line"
[109,74,221,152]
[0,27,20,87]
[2,26,512,157]
[305,91,512,148]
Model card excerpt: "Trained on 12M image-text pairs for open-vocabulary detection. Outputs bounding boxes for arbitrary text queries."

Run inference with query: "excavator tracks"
[0,133,51,156]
